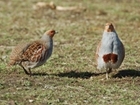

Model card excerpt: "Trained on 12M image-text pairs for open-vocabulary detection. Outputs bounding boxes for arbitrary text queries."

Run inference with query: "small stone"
[29,99,34,103]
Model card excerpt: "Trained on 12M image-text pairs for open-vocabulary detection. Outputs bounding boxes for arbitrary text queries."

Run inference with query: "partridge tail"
[8,43,28,66]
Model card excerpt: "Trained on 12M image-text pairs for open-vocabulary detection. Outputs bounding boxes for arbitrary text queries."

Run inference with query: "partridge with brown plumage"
[95,23,125,79]
[9,30,57,76]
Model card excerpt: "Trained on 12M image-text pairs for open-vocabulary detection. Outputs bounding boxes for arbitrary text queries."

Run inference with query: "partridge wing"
[21,41,48,62]
[95,41,101,60]
[117,41,125,62]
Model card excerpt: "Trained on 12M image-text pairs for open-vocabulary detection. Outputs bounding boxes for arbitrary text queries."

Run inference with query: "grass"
[0,0,140,104]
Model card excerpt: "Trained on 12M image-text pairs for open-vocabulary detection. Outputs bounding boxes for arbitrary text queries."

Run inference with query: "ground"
[0,0,140,105]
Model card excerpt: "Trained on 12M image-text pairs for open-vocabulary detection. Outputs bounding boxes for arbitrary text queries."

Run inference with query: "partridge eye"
[51,31,55,33]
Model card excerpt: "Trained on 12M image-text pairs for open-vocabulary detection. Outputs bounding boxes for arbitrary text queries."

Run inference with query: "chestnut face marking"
[47,30,56,38]
[105,23,115,32]
[103,53,118,63]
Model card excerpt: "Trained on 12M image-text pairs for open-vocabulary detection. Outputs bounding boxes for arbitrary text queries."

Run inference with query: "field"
[0,0,140,105]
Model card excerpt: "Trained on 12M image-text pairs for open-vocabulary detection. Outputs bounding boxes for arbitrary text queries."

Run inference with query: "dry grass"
[0,0,140,105]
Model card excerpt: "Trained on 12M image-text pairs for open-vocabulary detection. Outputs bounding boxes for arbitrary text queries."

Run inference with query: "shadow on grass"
[31,69,140,78]
[32,72,49,76]
[113,69,140,78]
[56,70,105,79]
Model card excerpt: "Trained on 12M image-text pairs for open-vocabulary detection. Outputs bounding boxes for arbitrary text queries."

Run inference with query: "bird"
[95,23,125,79]
[9,29,57,76]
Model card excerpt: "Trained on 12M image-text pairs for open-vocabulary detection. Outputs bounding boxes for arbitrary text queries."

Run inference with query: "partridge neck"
[41,34,53,48]
[41,34,52,41]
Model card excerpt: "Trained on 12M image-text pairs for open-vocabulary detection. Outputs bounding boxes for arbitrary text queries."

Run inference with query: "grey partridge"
[9,29,57,76]
[95,23,125,79]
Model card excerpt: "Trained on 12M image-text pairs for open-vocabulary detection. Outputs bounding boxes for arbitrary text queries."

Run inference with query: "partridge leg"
[20,64,29,75]
[19,61,29,75]
[21,66,32,76]
[106,68,112,79]
[19,62,32,76]
[28,68,32,76]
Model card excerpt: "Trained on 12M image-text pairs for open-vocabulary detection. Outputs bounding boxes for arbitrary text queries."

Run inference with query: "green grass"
[0,0,140,105]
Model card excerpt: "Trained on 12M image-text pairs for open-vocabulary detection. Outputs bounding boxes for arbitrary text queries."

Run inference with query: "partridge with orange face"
[95,23,125,79]
[9,30,57,75]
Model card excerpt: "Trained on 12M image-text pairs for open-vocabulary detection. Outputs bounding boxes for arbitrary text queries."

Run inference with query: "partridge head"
[9,29,57,76]
[95,23,125,79]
